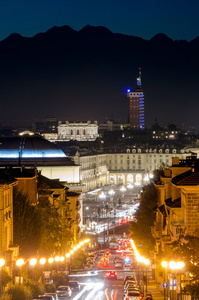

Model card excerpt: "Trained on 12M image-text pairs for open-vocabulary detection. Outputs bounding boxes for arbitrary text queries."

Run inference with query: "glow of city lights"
[66,253,70,258]
[70,250,74,255]
[161,261,168,268]
[127,184,134,189]
[73,247,77,251]
[60,256,65,262]
[77,244,80,248]
[55,256,60,262]
[16,258,24,267]
[108,189,115,195]
[40,258,46,265]
[48,257,54,264]
[0,258,5,267]
[30,258,37,266]
[120,186,126,192]
[176,261,185,269]
[99,191,106,199]
[169,261,177,270]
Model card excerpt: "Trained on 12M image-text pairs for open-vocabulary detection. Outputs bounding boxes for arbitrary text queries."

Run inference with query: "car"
[124,275,136,284]
[124,280,138,291]
[68,281,80,291]
[123,263,131,270]
[125,286,139,294]
[126,287,140,294]
[106,271,117,279]
[56,286,72,299]
[124,291,140,300]
[145,293,153,300]
[115,262,123,267]
[44,293,58,300]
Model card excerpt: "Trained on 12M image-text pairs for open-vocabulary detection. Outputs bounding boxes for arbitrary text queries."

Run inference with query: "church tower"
[127,68,145,131]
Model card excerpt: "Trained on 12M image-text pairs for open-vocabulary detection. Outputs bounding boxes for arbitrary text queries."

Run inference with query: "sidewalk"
[146,280,164,300]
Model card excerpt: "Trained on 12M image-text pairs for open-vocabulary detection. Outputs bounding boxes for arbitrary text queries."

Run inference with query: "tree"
[129,183,158,256]
[4,283,32,300]
[168,235,199,278]
[13,188,41,257]
[37,198,62,256]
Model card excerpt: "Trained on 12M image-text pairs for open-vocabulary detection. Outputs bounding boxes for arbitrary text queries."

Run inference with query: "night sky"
[0,0,199,129]
[0,0,199,42]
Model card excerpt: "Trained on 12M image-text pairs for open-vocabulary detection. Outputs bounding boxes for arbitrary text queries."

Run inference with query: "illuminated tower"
[127,68,145,131]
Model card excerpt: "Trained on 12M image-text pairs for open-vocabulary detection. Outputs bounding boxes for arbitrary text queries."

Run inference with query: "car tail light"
[140,296,143,299]
[126,296,129,300]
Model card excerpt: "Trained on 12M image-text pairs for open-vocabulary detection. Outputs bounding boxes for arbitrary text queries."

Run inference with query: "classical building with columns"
[42,121,99,142]
[68,145,191,192]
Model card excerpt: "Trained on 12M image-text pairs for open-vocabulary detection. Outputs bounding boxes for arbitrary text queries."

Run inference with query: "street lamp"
[161,260,185,300]
[30,258,37,280]
[161,261,168,300]
[16,258,24,284]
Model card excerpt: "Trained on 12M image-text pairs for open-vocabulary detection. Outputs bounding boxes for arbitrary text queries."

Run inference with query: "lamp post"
[16,258,24,284]
[30,258,37,280]
[144,259,150,294]
[161,261,168,300]
[161,260,185,300]
[0,258,5,296]
[39,258,46,283]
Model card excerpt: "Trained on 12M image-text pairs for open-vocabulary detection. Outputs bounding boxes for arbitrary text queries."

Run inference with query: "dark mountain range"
[0,25,198,128]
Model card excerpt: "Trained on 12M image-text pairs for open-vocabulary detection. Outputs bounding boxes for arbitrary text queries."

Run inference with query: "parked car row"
[32,280,80,300]
[123,276,143,300]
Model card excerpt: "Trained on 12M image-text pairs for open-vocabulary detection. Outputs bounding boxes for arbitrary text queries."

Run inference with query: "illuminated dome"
[0,135,66,160]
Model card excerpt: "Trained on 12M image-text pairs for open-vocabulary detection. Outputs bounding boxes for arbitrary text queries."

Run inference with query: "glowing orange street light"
[39,258,46,265]
[48,257,54,264]
[16,258,24,284]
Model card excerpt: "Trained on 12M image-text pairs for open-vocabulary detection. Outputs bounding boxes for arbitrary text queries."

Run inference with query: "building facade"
[42,121,99,142]
[127,68,145,130]
[152,155,199,281]
[68,146,191,192]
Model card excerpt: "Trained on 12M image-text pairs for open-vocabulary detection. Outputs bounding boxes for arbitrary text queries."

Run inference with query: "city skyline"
[0,1,199,129]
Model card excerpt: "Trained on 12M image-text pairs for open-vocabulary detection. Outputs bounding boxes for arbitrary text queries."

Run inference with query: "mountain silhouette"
[0,25,198,128]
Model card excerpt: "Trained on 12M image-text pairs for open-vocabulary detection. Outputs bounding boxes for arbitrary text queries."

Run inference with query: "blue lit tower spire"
[136,68,142,88]
[127,68,145,131]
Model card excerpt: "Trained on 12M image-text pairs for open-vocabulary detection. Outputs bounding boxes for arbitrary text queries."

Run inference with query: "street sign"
[168,274,173,279]
[162,282,168,289]
[169,279,177,290]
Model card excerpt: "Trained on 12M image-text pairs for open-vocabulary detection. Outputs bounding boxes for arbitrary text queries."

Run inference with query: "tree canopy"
[129,183,158,257]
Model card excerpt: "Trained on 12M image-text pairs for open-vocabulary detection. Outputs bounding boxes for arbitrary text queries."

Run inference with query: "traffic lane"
[104,278,124,299]
[70,278,124,300]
